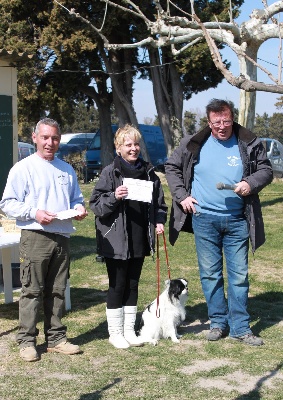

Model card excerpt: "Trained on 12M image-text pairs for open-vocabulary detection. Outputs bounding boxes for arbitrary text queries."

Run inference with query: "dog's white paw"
[149,339,158,346]
[171,337,180,343]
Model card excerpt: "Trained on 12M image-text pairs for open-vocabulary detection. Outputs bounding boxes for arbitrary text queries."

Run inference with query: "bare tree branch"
[193,13,283,92]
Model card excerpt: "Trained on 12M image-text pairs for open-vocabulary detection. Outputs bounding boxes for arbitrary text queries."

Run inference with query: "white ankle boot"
[123,306,144,347]
[106,308,130,349]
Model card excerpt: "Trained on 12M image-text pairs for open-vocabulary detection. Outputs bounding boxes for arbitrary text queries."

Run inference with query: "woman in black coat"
[89,124,167,349]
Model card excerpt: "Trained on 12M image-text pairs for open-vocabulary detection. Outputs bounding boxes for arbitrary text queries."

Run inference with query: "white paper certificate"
[55,209,81,220]
[123,178,153,203]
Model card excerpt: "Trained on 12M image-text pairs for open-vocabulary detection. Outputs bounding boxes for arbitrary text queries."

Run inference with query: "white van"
[60,133,95,148]
[260,138,283,178]
[18,142,35,161]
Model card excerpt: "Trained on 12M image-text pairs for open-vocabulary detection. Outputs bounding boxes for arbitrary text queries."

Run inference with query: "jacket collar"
[187,122,257,155]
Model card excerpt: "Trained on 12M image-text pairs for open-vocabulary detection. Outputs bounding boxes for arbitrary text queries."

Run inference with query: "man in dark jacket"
[165,99,273,346]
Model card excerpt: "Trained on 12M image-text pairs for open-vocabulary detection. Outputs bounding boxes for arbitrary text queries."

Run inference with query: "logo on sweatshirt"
[227,156,240,167]
[57,174,68,185]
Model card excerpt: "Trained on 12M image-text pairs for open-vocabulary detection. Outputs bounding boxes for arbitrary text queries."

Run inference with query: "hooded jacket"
[165,122,273,252]
[89,157,167,260]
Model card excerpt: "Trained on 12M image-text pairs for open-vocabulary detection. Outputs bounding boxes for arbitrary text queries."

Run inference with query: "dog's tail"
[138,316,144,334]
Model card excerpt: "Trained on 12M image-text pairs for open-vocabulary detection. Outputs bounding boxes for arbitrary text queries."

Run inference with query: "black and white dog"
[138,278,188,345]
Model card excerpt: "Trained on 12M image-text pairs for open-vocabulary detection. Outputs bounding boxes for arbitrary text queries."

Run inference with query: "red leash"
[156,232,171,317]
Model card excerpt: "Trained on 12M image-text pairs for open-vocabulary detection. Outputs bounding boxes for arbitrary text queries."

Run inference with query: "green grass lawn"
[1,177,283,400]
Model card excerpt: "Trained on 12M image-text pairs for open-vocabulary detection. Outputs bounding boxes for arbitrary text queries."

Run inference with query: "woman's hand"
[156,223,164,235]
[115,185,128,200]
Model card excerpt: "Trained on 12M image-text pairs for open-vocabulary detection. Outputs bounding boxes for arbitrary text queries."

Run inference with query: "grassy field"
[1,176,283,400]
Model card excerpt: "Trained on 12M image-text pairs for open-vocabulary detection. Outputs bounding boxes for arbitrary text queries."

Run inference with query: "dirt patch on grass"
[179,358,237,375]
[196,368,283,394]
[179,358,283,394]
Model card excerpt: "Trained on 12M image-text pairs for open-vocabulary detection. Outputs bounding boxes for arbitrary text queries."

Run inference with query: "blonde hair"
[114,124,141,152]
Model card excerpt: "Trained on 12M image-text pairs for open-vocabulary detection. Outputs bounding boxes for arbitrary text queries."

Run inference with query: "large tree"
[59,0,243,154]
[93,0,283,130]
[0,0,242,162]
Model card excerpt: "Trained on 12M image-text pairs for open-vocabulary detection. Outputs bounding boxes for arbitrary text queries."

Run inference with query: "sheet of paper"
[55,209,81,220]
[123,178,153,203]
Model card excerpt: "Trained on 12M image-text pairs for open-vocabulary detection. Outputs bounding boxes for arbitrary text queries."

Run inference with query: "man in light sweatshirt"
[0,118,88,362]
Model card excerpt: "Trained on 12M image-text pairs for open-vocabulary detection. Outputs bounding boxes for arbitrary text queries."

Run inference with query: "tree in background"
[96,0,283,132]
[183,111,197,135]
[0,0,243,158]
[128,0,243,155]
[254,113,270,138]
[253,112,283,142]
[269,113,283,141]
[3,0,283,167]
[64,102,100,133]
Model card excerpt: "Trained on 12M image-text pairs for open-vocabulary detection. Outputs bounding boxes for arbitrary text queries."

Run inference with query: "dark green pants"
[17,230,70,348]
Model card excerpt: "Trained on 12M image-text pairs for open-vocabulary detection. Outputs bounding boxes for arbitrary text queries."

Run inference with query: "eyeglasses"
[209,120,233,128]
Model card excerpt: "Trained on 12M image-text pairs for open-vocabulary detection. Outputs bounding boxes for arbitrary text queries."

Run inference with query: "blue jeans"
[192,212,252,337]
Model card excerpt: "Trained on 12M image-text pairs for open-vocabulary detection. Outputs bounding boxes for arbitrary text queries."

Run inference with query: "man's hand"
[73,205,88,221]
[35,210,56,225]
[234,181,251,197]
[180,196,198,214]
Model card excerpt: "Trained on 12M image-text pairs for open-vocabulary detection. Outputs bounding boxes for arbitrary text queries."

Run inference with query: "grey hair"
[206,99,235,120]
[34,118,61,136]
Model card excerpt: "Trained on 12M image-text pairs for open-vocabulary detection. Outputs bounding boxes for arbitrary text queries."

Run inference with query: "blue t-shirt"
[191,133,244,216]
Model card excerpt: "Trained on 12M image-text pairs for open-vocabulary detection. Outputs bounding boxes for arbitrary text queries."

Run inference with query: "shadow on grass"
[78,378,122,400]
[69,235,97,261]
[261,196,283,208]
[70,287,107,311]
[171,291,283,338]
[247,291,283,336]
[2,290,283,347]
[0,287,107,323]
[233,361,283,400]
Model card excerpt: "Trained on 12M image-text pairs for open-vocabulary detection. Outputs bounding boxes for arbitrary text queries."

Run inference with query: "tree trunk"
[238,45,259,130]
[168,60,184,147]
[80,84,114,168]
[104,47,151,162]
[148,48,174,155]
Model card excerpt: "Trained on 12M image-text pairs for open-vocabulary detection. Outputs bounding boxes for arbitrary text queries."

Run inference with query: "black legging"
[105,257,144,309]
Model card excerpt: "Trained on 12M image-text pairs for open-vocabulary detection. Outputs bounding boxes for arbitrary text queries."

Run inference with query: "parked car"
[67,135,95,150]
[18,142,35,161]
[55,143,83,160]
[83,124,167,181]
[260,137,283,178]
[60,132,95,149]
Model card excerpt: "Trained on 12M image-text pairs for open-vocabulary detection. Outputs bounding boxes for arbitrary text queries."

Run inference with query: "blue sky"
[133,1,282,122]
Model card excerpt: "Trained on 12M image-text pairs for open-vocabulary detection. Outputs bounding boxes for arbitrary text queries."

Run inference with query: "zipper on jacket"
[103,219,117,237]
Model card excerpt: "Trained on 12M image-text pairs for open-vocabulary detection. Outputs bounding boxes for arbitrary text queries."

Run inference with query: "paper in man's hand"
[123,178,153,203]
[55,209,81,220]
